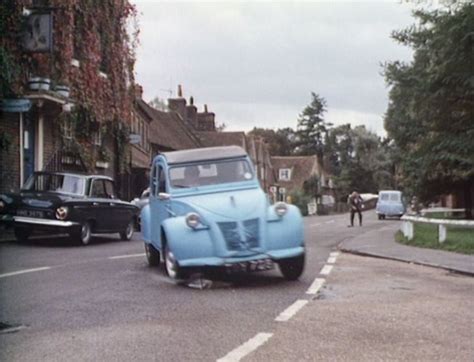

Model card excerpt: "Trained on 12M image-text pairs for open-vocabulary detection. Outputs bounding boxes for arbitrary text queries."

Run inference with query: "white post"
[36,114,44,170]
[438,224,447,243]
[407,221,414,240]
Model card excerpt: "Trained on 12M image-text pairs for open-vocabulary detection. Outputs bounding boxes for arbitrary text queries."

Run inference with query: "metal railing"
[401,215,474,243]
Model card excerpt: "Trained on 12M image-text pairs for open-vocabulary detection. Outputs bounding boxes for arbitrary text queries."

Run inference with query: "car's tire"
[163,242,188,280]
[70,221,92,246]
[278,254,305,281]
[378,214,382,220]
[14,227,31,243]
[119,219,134,241]
[145,242,160,267]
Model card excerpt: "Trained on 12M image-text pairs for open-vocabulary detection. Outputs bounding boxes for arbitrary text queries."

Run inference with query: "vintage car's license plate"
[17,209,45,218]
[225,258,274,273]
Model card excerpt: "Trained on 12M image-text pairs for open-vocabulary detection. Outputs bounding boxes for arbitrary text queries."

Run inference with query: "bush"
[289,190,312,216]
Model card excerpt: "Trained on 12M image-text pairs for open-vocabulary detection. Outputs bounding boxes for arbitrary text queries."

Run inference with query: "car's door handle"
[92,202,99,206]
[109,203,115,206]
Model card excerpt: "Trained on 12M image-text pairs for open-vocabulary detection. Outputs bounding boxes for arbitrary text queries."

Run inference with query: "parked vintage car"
[141,146,305,281]
[0,172,139,245]
[376,190,406,219]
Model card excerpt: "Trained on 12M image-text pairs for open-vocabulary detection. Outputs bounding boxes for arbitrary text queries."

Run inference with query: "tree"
[247,127,296,156]
[148,96,168,111]
[295,93,331,158]
[384,3,474,218]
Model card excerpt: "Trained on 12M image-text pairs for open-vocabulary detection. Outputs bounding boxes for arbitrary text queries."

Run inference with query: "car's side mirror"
[158,192,171,201]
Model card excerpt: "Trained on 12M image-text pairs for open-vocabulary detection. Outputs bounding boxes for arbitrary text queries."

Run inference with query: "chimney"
[186,96,198,129]
[134,84,143,99]
[197,104,216,131]
[167,84,187,120]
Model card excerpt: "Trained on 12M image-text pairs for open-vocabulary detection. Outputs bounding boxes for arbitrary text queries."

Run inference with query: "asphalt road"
[2,212,469,361]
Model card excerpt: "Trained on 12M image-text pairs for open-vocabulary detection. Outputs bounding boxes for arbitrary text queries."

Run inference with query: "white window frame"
[279,168,291,181]
[93,128,102,146]
[63,118,74,140]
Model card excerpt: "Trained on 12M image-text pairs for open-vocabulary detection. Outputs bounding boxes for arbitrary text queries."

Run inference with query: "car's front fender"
[161,217,214,262]
[266,204,304,253]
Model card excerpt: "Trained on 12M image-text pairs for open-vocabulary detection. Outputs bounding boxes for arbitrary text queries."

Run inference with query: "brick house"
[0,1,137,195]
[271,155,335,206]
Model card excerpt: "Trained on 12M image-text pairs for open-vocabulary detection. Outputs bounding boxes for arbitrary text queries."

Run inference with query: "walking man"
[348,191,363,227]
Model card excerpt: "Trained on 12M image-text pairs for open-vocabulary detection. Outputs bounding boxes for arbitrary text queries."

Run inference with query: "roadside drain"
[0,322,28,334]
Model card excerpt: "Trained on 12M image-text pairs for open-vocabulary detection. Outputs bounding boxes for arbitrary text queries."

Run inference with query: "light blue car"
[376,190,406,220]
[141,146,305,281]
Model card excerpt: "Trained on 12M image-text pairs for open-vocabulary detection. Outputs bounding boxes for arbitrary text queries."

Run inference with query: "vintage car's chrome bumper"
[13,216,79,227]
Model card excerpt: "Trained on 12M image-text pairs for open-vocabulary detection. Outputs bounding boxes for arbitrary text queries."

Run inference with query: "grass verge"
[395,222,474,255]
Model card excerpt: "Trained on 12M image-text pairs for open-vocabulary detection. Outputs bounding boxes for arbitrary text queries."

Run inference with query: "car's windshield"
[380,192,401,202]
[22,173,85,195]
[169,159,254,188]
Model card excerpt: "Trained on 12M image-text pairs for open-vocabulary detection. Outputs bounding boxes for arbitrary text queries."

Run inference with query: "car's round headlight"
[185,212,200,229]
[55,206,69,220]
[0,200,5,211]
[274,202,288,217]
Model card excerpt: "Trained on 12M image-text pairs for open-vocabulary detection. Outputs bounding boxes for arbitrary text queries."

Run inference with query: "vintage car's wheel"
[119,219,134,241]
[164,243,188,280]
[14,227,31,243]
[71,221,92,246]
[278,254,305,281]
[145,242,160,267]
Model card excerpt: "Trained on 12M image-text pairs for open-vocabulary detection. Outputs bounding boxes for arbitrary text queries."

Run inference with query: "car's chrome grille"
[218,218,260,251]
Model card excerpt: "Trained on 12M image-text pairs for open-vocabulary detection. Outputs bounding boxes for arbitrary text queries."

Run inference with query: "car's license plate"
[225,258,274,273]
[17,209,45,218]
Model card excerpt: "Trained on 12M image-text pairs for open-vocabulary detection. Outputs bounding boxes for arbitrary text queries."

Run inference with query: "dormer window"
[279,168,291,181]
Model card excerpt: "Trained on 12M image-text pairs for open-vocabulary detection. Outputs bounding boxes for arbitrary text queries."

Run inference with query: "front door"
[23,113,36,183]
[150,163,169,249]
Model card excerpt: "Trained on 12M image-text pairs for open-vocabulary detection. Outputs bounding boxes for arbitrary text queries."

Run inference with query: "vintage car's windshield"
[169,159,254,188]
[22,173,85,195]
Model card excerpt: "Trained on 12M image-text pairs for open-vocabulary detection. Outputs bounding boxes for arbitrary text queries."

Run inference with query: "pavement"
[338,222,474,276]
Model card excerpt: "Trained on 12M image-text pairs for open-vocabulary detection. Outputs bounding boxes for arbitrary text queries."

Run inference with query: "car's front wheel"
[164,243,188,280]
[145,242,160,267]
[278,254,305,281]
[14,227,31,243]
[119,219,134,241]
[70,221,92,246]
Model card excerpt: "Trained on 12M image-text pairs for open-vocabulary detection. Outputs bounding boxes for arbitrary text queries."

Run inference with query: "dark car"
[0,172,139,245]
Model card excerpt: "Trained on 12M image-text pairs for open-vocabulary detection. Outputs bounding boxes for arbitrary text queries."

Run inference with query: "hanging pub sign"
[22,12,53,52]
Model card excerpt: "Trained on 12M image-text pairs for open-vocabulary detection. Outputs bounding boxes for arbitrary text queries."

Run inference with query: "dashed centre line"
[327,256,337,264]
[217,332,273,362]
[0,266,51,279]
[306,278,325,295]
[275,299,308,322]
[320,264,334,275]
[108,253,146,260]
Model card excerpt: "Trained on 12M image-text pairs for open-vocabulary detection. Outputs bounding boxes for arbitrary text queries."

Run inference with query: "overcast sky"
[133,1,417,136]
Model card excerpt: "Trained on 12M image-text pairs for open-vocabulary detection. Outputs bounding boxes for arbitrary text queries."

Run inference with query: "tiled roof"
[198,131,247,149]
[144,103,201,151]
[271,156,324,192]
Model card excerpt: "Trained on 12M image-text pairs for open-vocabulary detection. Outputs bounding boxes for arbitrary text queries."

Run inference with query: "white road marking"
[309,223,322,228]
[306,278,325,295]
[275,299,309,322]
[0,266,51,279]
[330,251,340,257]
[108,253,146,260]
[327,256,337,264]
[325,220,335,224]
[320,264,334,275]
[217,332,273,362]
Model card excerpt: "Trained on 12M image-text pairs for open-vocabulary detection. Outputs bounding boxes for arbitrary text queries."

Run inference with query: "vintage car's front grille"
[218,218,260,251]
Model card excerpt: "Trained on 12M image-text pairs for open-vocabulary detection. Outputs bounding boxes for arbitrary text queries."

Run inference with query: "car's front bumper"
[178,246,304,268]
[13,216,79,228]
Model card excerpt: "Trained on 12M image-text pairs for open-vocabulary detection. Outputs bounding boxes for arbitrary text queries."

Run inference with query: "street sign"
[129,133,141,144]
[278,187,286,195]
[269,186,277,194]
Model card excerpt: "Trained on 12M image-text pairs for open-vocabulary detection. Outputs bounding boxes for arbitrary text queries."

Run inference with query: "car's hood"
[175,188,267,220]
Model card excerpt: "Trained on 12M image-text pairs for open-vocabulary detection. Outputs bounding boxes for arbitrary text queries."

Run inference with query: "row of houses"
[0,1,334,209]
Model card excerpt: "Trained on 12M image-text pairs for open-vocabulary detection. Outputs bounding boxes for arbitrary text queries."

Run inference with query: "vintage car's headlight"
[55,206,69,220]
[185,212,200,229]
[274,202,288,217]
[0,200,5,211]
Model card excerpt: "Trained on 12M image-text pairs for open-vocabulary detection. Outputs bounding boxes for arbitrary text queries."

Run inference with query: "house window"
[63,119,74,140]
[279,168,291,181]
